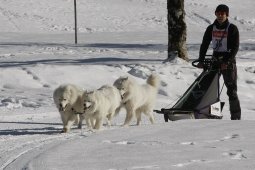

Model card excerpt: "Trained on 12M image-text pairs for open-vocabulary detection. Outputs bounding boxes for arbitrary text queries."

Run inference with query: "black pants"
[221,63,241,120]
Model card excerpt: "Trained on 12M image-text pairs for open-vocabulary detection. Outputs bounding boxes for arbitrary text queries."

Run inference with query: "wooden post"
[74,0,77,44]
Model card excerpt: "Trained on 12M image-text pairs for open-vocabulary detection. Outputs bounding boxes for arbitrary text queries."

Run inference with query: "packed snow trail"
[3,121,255,170]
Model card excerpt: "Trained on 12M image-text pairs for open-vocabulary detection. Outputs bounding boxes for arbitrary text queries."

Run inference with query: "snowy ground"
[0,0,255,169]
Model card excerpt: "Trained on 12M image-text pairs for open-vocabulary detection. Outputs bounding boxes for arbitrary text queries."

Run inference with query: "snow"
[0,0,255,169]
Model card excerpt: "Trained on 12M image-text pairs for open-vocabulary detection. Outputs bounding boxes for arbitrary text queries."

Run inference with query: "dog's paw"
[121,124,129,128]
[78,124,82,129]
[61,128,69,133]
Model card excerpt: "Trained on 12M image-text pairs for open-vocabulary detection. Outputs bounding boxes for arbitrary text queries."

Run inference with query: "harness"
[72,108,84,115]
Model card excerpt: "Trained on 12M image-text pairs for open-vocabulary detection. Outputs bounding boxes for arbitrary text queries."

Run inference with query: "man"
[198,4,241,120]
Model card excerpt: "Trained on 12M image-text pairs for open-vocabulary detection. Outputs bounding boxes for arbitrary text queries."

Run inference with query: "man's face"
[215,11,228,24]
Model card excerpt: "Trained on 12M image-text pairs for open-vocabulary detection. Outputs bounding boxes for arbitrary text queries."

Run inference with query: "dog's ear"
[82,91,87,98]
[65,85,73,94]
[68,86,75,98]
[122,76,128,82]
[53,89,58,100]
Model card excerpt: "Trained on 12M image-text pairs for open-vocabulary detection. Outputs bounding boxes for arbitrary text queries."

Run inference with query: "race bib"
[212,24,230,52]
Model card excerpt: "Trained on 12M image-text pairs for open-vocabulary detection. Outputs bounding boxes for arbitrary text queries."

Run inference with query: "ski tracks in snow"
[0,128,86,170]
[0,135,64,170]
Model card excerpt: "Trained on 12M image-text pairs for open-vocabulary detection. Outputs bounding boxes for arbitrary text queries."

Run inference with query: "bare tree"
[167,0,188,61]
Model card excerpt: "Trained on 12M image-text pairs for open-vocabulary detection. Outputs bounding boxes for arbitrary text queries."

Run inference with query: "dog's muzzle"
[83,102,92,112]
[119,90,125,100]
[59,104,67,111]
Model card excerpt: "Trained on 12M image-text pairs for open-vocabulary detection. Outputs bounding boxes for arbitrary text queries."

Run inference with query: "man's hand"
[221,63,228,70]
[197,62,204,69]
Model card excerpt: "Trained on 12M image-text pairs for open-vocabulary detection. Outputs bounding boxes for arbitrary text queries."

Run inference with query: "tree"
[167,0,188,61]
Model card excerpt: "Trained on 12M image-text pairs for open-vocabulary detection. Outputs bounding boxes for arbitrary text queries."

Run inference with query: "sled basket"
[154,58,224,121]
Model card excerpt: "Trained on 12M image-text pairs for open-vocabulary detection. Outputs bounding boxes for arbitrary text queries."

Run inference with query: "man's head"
[215,4,229,24]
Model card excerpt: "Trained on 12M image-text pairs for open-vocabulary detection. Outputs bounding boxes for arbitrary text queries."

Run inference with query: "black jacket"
[199,19,239,63]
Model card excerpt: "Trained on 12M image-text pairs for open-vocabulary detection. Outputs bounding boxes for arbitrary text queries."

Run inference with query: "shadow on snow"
[0,57,164,68]
[0,121,62,136]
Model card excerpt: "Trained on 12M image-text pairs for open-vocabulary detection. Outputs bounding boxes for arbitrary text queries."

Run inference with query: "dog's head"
[82,90,97,114]
[53,85,75,112]
[113,76,131,98]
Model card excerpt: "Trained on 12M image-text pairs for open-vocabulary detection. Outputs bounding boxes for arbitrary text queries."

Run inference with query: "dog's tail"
[147,74,160,88]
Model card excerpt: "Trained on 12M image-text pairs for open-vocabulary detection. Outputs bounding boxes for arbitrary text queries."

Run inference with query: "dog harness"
[72,108,84,115]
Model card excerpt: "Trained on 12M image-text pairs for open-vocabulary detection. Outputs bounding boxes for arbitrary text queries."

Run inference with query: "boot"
[229,99,241,120]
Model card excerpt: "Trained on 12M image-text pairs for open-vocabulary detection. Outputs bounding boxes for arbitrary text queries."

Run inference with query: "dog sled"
[155,56,225,121]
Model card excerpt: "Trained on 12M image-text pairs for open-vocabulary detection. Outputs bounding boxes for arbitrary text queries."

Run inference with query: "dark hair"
[215,4,229,16]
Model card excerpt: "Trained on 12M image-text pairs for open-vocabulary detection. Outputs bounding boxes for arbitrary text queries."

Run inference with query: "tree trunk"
[167,0,188,61]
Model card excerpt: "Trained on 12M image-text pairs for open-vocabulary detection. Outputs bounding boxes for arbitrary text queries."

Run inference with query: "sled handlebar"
[192,55,219,70]
[192,55,213,68]
[192,60,200,68]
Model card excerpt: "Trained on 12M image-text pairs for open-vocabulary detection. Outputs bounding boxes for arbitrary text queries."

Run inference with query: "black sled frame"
[155,56,225,122]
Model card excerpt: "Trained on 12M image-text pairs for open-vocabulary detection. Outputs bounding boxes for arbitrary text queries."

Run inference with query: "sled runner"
[155,56,225,121]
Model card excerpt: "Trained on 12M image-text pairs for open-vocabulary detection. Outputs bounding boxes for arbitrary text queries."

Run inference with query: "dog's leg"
[114,105,122,116]
[143,107,155,124]
[136,109,142,126]
[59,111,68,131]
[106,112,115,127]
[62,115,76,133]
[123,107,134,127]
[106,114,111,126]
[85,118,91,128]
[148,113,155,124]
[90,118,95,129]
[78,119,83,129]
[84,116,92,130]
[106,119,111,127]
[146,110,155,124]
[94,117,103,130]
[78,114,84,129]
[60,112,67,125]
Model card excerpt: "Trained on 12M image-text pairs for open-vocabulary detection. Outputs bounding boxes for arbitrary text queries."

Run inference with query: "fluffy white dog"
[81,85,122,130]
[53,84,84,133]
[113,74,159,126]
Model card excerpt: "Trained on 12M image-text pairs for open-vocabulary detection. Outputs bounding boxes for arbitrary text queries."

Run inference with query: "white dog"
[113,74,159,126]
[81,85,122,130]
[53,84,84,133]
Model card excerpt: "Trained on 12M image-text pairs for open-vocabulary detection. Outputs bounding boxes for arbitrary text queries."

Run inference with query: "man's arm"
[228,24,239,62]
[199,25,213,61]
